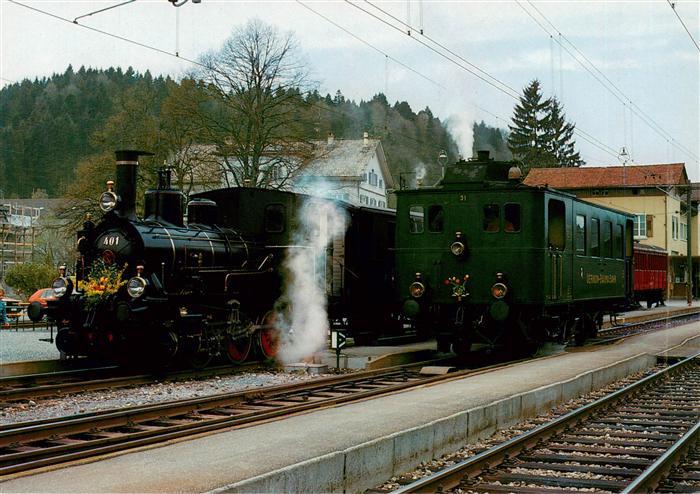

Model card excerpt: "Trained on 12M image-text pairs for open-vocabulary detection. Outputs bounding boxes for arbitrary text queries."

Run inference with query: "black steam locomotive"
[35,150,396,367]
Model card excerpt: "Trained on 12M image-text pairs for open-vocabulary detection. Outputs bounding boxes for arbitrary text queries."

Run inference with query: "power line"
[346,1,619,161]
[345,1,521,99]
[363,0,521,97]
[518,0,699,165]
[295,1,445,89]
[6,0,443,157]
[666,0,700,52]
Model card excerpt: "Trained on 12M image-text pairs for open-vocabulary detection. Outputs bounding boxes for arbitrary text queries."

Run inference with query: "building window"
[681,222,687,241]
[369,170,378,186]
[378,201,385,208]
[633,214,647,239]
[361,173,367,182]
[360,195,368,205]
[672,215,678,240]
[370,198,376,206]
[379,179,383,188]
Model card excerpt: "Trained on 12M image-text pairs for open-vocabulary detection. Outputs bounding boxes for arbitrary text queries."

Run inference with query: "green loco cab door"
[545,195,573,303]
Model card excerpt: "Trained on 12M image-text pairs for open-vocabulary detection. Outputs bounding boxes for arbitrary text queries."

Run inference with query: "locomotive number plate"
[102,235,121,247]
[458,194,468,202]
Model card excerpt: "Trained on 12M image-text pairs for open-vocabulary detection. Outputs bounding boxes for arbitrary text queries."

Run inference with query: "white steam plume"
[275,197,348,364]
[446,113,474,159]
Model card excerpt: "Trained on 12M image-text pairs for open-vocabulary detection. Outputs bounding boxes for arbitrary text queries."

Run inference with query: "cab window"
[504,203,520,233]
[548,200,565,249]
[409,206,424,233]
[264,204,285,233]
[575,214,586,253]
[602,221,612,257]
[615,224,624,258]
[483,204,500,232]
[428,205,444,232]
[590,218,600,257]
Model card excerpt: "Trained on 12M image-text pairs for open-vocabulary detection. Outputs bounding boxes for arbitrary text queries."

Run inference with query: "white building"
[295,133,394,209]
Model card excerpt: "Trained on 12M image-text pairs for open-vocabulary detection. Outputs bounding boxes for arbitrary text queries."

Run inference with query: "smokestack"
[477,150,491,161]
[363,131,369,147]
[115,150,153,220]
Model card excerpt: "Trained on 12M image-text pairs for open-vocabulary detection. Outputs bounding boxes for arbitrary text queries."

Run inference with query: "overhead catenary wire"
[349,0,619,160]
[8,0,615,163]
[295,1,445,89]
[666,0,700,52]
[518,0,699,165]
[6,0,447,157]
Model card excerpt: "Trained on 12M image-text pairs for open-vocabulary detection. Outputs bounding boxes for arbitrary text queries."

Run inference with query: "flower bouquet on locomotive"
[32,150,398,367]
[394,150,635,360]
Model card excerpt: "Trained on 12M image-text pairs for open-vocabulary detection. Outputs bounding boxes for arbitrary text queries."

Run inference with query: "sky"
[2,0,699,180]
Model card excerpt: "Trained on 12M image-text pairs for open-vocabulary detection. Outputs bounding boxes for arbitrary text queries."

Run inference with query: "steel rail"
[392,351,700,493]
[0,359,488,475]
[0,363,262,403]
[621,421,700,494]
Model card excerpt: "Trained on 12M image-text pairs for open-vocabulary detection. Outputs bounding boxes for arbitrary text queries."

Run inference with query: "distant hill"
[0,67,462,198]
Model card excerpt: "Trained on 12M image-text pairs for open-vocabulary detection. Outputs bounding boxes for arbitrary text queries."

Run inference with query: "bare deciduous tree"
[197,19,316,189]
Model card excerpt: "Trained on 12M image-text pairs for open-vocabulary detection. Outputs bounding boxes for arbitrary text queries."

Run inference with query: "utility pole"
[687,185,693,306]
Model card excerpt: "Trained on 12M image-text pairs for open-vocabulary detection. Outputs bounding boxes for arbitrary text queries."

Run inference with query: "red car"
[28,288,58,308]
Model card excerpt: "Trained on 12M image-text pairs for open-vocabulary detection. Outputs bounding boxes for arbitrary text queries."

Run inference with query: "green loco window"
[428,205,444,232]
[615,224,624,258]
[409,206,424,233]
[602,221,612,257]
[590,218,600,257]
[265,204,285,233]
[504,203,521,232]
[548,200,565,249]
[575,215,586,253]
[483,204,500,232]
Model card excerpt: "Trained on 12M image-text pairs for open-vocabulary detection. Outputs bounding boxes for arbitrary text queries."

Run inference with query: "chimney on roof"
[363,131,369,148]
[327,133,335,148]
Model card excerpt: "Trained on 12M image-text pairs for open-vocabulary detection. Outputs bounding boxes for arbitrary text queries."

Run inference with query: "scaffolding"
[0,203,42,279]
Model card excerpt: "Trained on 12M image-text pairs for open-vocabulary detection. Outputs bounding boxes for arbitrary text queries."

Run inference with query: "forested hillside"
[0,67,461,198]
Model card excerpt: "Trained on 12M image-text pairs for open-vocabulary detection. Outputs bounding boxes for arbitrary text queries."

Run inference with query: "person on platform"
[0,288,9,328]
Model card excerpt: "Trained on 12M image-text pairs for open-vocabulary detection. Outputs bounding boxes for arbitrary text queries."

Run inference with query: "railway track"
[0,360,489,476]
[594,309,700,345]
[0,363,265,405]
[392,352,700,494]
[2,310,696,406]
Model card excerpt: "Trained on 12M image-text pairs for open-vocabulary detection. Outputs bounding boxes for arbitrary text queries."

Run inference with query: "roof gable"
[301,139,395,188]
[523,163,688,189]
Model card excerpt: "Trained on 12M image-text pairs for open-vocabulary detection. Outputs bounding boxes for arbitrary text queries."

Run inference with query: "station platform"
[2,305,697,493]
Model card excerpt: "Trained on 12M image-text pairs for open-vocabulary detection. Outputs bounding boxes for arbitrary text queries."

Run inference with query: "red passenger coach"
[633,243,668,308]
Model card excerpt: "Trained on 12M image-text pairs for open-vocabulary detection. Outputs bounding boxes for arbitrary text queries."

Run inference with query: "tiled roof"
[303,139,382,177]
[523,163,688,188]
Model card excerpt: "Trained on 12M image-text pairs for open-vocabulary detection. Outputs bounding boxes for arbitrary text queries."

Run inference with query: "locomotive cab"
[394,150,634,359]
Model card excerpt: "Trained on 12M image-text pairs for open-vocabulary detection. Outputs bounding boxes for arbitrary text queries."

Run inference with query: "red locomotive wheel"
[227,336,252,364]
[257,310,280,359]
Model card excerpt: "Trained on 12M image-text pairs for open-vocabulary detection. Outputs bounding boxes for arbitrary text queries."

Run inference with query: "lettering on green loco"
[586,274,618,284]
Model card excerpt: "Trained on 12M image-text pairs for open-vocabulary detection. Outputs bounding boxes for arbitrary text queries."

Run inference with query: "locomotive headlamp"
[409,281,426,298]
[491,282,508,299]
[99,191,118,212]
[450,241,465,256]
[127,276,147,299]
[450,232,466,257]
[52,277,69,298]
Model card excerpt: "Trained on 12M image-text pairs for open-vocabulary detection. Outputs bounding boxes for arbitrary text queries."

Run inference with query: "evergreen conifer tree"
[546,97,584,167]
[508,79,555,170]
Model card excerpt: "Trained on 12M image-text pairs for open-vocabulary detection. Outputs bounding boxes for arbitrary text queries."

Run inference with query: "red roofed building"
[524,163,698,299]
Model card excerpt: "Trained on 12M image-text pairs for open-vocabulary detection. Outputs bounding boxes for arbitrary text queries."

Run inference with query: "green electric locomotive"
[395,151,634,358]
